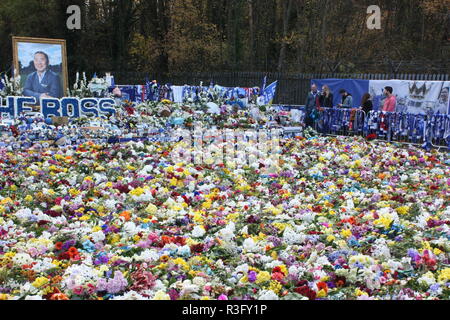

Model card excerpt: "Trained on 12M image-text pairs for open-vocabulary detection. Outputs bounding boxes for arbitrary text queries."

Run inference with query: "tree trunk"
[248,0,255,69]
[277,0,293,72]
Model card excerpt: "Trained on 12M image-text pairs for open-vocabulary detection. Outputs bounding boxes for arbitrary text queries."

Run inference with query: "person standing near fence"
[305,84,320,127]
[382,86,397,112]
[360,93,373,114]
[319,85,334,109]
[338,89,353,108]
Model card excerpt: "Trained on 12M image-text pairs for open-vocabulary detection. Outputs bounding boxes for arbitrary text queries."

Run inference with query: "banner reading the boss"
[0,96,116,118]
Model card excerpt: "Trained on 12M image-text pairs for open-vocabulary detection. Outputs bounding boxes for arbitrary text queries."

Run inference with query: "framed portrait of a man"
[12,36,68,100]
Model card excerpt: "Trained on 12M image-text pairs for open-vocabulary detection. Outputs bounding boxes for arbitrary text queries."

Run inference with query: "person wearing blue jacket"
[23,51,62,101]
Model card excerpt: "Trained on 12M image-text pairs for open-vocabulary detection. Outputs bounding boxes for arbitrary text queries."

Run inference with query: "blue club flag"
[263,81,278,105]
[261,76,267,93]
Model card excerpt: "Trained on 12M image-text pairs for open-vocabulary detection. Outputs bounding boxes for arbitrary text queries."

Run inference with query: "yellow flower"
[24,195,33,202]
[341,229,352,238]
[32,277,49,288]
[273,223,288,232]
[317,289,327,298]
[438,268,450,284]
[256,271,271,284]
[374,213,394,229]
[0,294,10,300]
[202,201,212,209]
[396,206,410,215]
[130,187,145,197]
[109,234,121,245]
[69,188,81,197]
[355,288,368,297]
[4,252,16,258]
[145,204,158,215]
[153,291,171,300]
[268,280,282,294]
[433,248,443,256]
[326,235,336,242]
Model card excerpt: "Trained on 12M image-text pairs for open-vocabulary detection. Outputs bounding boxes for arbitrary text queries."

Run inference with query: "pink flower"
[218,294,228,300]
[73,286,84,295]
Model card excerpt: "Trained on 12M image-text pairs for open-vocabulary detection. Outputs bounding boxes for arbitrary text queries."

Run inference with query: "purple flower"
[168,289,180,300]
[248,271,257,283]
[62,240,76,250]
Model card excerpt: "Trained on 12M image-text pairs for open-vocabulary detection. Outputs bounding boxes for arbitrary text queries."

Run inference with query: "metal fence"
[308,108,450,150]
[108,71,449,105]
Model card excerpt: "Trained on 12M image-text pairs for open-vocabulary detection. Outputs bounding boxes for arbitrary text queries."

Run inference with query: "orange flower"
[120,211,132,221]
[55,242,63,250]
[67,247,79,257]
[49,293,69,300]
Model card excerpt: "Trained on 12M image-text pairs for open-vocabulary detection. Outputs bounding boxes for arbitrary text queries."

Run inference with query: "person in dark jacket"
[360,93,373,114]
[304,84,320,127]
[319,85,334,109]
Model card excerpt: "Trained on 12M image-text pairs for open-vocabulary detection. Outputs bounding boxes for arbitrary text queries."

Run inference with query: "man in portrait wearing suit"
[23,51,62,101]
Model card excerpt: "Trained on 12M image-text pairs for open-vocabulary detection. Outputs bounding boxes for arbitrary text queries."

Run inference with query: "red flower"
[55,242,63,250]
[317,282,328,293]
[67,247,79,258]
[271,272,284,281]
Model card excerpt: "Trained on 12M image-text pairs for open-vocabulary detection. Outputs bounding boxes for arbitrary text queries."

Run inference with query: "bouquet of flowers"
[0,71,23,98]
[68,72,90,98]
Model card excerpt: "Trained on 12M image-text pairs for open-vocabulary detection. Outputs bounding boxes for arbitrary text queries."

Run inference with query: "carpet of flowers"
[0,136,449,300]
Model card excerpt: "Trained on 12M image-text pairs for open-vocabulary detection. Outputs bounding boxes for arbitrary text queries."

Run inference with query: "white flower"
[24,295,44,300]
[243,238,256,252]
[112,291,150,300]
[283,227,306,245]
[12,253,33,266]
[417,272,436,287]
[258,290,279,300]
[217,222,235,241]
[91,231,106,243]
[191,225,206,238]
[133,249,159,263]
[123,221,138,236]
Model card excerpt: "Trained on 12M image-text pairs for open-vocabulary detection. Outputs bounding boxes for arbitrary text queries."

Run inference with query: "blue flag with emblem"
[263,81,278,105]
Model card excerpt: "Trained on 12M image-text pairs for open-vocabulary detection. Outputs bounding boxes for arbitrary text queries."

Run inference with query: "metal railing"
[312,108,450,150]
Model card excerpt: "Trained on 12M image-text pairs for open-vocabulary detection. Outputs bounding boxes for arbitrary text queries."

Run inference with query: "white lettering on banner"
[0,96,116,118]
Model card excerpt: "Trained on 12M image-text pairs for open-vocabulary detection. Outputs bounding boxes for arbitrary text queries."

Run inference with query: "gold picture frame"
[12,36,68,99]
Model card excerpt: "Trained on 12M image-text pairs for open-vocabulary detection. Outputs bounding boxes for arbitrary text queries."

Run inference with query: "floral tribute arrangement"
[0,71,23,98]
[0,134,449,300]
